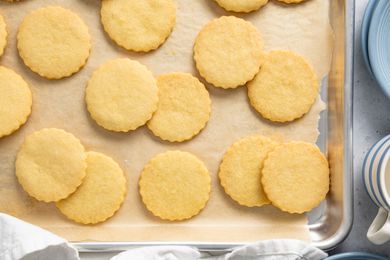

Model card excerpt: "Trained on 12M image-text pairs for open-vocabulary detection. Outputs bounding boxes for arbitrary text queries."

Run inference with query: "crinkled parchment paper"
[0,0,332,242]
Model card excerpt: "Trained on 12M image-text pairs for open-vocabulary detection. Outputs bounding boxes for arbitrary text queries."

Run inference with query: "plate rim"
[368,0,390,99]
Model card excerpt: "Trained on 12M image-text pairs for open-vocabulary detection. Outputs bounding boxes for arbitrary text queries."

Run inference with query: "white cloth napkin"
[0,213,79,260]
[0,214,327,260]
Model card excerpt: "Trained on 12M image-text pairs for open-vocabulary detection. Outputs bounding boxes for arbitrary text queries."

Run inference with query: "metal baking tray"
[74,0,354,252]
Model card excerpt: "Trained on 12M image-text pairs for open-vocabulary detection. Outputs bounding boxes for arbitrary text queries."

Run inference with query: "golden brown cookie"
[17,6,91,79]
[15,128,87,202]
[101,0,176,52]
[147,72,211,142]
[56,151,127,224]
[247,50,319,122]
[261,141,329,214]
[219,135,278,207]
[86,58,158,132]
[194,16,263,89]
[0,66,32,138]
[213,0,268,13]
[139,151,211,221]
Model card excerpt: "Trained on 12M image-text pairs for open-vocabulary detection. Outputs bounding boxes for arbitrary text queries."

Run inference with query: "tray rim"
[72,0,355,252]
[310,0,355,250]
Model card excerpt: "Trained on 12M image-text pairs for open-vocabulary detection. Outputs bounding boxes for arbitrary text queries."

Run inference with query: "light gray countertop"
[81,1,390,258]
[331,0,390,257]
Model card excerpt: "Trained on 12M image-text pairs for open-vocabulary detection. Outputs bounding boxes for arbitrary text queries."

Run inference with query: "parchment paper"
[0,0,332,242]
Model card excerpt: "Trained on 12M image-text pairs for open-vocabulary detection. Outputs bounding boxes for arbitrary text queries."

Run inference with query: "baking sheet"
[0,0,332,242]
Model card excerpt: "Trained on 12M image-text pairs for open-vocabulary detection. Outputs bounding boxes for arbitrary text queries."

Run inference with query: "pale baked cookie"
[101,0,176,52]
[15,128,87,202]
[86,58,158,132]
[194,16,263,89]
[139,151,211,221]
[147,72,211,142]
[17,6,91,79]
[214,0,268,13]
[0,14,7,57]
[0,66,32,138]
[56,151,127,224]
[262,141,329,214]
[219,135,278,207]
[247,50,319,122]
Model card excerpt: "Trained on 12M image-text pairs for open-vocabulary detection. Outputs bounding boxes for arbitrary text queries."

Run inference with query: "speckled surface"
[80,1,390,259]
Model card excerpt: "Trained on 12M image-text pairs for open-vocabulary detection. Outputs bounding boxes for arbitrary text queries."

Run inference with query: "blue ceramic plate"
[326,252,387,260]
[361,0,378,75]
[368,0,390,99]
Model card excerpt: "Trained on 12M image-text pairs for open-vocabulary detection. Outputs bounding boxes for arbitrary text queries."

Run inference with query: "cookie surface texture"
[0,14,7,57]
[219,135,278,207]
[276,0,307,3]
[147,72,211,142]
[213,0,268,12]
[194,16,263,89]
[139,151,211,221]
[247,50,319,122]
[17,6,91,79]
[0,66,32,138]
[56,151,127,224]
[15,128,87,202]
[86,58,158,132]
[101,0,176,52]
[261,141,329,214]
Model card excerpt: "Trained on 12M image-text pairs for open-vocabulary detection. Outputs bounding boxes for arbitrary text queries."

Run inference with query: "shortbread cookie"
[0,14,7,57]
[262,141,329,214]
[17,6,91,79]
[139,151,211,221]
[214,0,268,13]
[15,128,86,202]
[86,58,158,132]
[101,0,176,52]
[247,50,319,122]
[147,72,211,142]
[0,66,32,138]
[56,151,127,224]
[219,135,278,207]
[194,16,263,89]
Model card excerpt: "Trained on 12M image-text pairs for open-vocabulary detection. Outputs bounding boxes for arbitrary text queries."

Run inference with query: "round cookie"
[194,16,263,89]
[247,50,319,122]
[86,58,158,132]
[0,14,7,57]
[0,66,32,138]
[213,0,268,13]
[219,135,278,207]
[17,6,91,79]
[261,141,329,214]
[56,151,127,224]
[15,128,87,202]
[139,151,211,221]
[101,0,176,52]
[147,72,211,142]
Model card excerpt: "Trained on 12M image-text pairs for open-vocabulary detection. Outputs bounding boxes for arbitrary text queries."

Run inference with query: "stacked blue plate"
[326,252,387,260]
[362,0,390,99]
